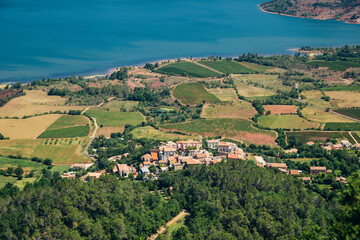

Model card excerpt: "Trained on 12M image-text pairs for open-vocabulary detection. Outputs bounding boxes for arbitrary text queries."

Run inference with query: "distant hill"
[260,0,360,24]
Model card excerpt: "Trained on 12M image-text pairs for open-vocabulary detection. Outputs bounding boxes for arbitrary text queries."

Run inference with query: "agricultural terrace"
[334,108,360,120]
[322,85,360,91]
[286,131,343,143]
[207,88,238,101]
[46,115,89,130]
[258,115,320,130]
[32,138,90,164]
[202,101,256,119]
[161,118,277,146]
[157,62,220,78]
[198,60,257,74]
[0,90,85,118]
[352,132,360,142]
[342,132,356,144]
[233,80,275,99]
[131,126,193,141]
[37,126,90,138]
[0,139,42,158]
[324,91,360,108]
[264,105,298,115]
[237,62,275,72]
[0,114,61,139]
[324,122,360,131]
[305,60,360,71]
[95,100,139,111]
[234,74,290,91]
[302,90,333,109]
[302,106,354,123]
[172,83,220,105]
[86,110,145,127]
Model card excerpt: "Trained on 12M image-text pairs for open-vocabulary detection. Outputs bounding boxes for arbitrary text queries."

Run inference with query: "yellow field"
[0,90,86,117]
[233,74,289,91]
[324,91,360,108]
[0,114,61,139]
[302,90,333,109]
[96,127,124,138]
[302,106,354,123]
[131,126,193,141]
[207,88,238,101]
[0,139,42,158]
[233,80,274,97]
[202,101,256,119]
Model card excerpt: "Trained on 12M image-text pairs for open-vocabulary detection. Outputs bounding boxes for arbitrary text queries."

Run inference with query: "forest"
[0,160,359,239]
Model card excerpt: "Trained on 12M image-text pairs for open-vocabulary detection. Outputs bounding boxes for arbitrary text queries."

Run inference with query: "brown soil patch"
[264,105,298,115]
[96,127,124,138]
[239,132,277,146]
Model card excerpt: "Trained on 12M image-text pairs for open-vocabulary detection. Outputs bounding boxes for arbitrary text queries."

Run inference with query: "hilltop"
[260,0,360,24]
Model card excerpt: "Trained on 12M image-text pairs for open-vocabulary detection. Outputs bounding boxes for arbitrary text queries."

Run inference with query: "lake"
[1,0,360,83]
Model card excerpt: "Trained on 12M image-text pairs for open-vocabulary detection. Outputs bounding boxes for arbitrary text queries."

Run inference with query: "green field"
[286,131,343,143]
[306,61,360,71]
[161,118,277,145]
[32,144,89,165]
[233,80,275,98]
[46,115,88,130]
[322,85,360,91]
[258,115,319,130]
[96,100,139,111]
[173,83,221,105]
[199,60,257,74]
[86,110,145,127]
[38,126,90,138]
[131,126,193,141]
[324,122,360,131]
[334,108,360,120]
[238,62,274,72]
[352,132,360,142]
[342,132,356,144]
[157,62,220,78]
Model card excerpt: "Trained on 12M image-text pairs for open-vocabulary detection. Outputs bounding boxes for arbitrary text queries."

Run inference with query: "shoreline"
[258,4,360,25]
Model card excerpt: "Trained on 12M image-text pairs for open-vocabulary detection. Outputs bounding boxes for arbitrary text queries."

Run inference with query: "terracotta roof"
[266,163,287,169]
[227,153,241,160]
[310,166,326,171]
[151,152,158,161]
[306,141,314,145]
[289,170,300,175]
[183,159,201,165]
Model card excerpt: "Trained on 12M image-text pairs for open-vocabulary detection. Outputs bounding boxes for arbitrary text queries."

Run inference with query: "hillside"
[260,0,360,24]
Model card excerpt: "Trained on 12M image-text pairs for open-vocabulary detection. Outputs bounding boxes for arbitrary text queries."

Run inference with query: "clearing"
[157,62,220,78]
[172,83,220,105]
[302,106,354,123]
[207,88,238,101]
[0,114,61,139]
[264,105,298,115]
[131,126,193,141]
[202,101,256,119]
[324,91,360,108]
[302,90,333,109]
[258,115,320,130]
[233,79,275,98]
[0,90,86,118]
[161,118,277,146]
[95,100,139,111]
[86,110,145,127]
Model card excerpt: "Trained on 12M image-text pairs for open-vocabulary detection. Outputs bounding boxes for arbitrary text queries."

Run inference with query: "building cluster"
[314,140,360,151]
[113,138,246,178]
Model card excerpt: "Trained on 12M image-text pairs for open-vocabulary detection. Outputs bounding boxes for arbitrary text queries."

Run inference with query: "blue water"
[1,0,360,83]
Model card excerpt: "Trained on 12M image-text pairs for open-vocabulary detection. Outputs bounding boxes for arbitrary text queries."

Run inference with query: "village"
[61,137,349,185]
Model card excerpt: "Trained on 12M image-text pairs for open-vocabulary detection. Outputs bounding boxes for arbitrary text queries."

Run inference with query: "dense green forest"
[1,161,359,239]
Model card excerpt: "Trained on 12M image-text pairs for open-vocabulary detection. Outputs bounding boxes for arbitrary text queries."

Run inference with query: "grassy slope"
[199,60,257,74]
[157,62,220,78]
[86,110,144,127]
[47,115,88,130]
[37,126,90,138]
[131,126,193,141]
[173,83,221,105]
[258,115,319,129]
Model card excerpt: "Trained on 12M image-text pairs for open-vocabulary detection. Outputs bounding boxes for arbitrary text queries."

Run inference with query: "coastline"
[258,4,359,24]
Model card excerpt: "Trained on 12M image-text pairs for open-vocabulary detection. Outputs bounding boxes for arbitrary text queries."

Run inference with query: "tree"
[149,165,156,173]
[6,167,14,176]
[0,133,4,140]
[14,167,24,178]
[44,158,53,165]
